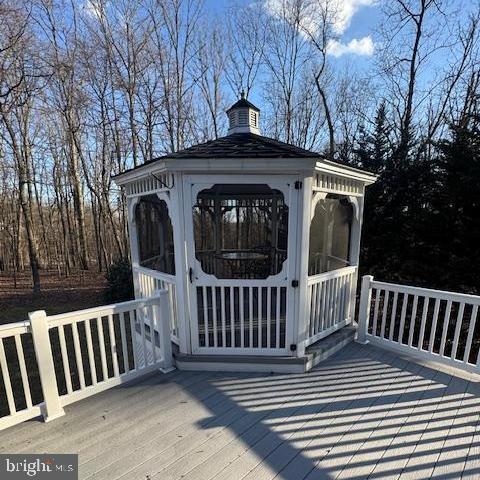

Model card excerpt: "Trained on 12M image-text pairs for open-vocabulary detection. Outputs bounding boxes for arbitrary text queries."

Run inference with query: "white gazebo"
[114,96,376,372]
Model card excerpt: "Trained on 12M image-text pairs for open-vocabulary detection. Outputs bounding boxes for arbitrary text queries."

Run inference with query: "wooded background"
[0,0,479,295]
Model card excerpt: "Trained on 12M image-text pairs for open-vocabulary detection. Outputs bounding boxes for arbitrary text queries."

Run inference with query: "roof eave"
[113,160,168,186]
[316,159,378,185]
[113,157,319,186]
[113,156,377,188]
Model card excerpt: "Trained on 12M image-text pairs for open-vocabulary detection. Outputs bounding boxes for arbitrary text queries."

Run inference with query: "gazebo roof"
[113,132,378,185]
[114,95,377,183]
[117,132,323,177]
[155,133,322,159]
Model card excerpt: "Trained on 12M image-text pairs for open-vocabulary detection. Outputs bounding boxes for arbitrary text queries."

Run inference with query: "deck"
[2,343,479,480]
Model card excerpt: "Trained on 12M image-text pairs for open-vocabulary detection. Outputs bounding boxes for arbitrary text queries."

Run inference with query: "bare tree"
[194,22,227,139]
[0,3,42,291]
[35,0,90,269]
[225,3,266,99]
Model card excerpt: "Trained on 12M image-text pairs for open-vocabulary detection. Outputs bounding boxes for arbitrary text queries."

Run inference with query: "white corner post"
[127,196,141,299]
[348,195,364,325]
[28,311,65,422]
[295,175,313,357]
[170,175,191,355]
[357,275,373,344]
[157,290,175,373]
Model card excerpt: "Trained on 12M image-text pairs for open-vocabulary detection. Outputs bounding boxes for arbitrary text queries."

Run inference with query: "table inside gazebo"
[196,248,287,279]
[216,251,268,278]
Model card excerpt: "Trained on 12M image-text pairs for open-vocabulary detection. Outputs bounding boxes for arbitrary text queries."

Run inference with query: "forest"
[0,0,479,297]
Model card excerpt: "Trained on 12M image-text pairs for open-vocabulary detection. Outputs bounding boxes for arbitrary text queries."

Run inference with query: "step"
[305,325,356,370]
[174,351,307,374]
[174,326,356,374]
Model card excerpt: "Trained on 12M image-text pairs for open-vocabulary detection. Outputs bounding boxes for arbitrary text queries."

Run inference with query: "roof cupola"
[226,90,260,135]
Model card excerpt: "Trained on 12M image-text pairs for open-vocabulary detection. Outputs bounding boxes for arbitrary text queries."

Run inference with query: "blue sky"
[205,0,381,70]
[204,0,477,83]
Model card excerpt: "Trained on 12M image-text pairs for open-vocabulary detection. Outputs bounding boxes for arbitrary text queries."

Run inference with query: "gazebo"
[114,96,376,372]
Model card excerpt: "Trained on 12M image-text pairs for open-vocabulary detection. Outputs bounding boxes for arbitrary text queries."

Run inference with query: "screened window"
[193,184,288,279]
[135,195,175,274]
[308,195,353,275]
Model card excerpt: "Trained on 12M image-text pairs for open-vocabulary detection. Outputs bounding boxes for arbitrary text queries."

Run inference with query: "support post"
[295,175,313,357]
[157,290,175,373]
[357,275,373,344]
[172,175,191,354]
[348,195,364,324]
[29,311,65,422]
[127,197,141,299]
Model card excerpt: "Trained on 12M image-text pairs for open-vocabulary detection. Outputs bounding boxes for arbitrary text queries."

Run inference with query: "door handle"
[189,267,193,283]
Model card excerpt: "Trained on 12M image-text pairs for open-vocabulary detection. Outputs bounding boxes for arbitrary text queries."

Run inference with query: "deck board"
[3,343,479,479]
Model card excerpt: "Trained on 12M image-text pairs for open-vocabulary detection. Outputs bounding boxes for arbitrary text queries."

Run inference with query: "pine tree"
[434,110,480,292]
[355,101,437,285]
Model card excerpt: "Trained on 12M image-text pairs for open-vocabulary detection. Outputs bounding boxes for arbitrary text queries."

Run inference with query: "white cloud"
[330,0,377,35]
[264,0,377,36]
[327,35,374,57]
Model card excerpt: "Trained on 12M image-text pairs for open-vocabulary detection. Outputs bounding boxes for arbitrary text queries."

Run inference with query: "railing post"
[357,275,373,344]
[157,290,175,373]
[29,310,65,422]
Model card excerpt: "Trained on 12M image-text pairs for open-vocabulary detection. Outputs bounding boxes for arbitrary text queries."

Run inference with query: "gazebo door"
[184,175,299,355]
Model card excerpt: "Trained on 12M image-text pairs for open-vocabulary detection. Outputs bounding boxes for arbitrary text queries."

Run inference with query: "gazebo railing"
[133,266,179,344]
[308,252,350,276]
[193,278,289,355]
[305,266,357,347]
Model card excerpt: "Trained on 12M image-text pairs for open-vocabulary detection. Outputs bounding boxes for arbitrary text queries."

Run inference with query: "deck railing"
[357,275,480,375]
[0,291,173,432]
[305,266,357,347]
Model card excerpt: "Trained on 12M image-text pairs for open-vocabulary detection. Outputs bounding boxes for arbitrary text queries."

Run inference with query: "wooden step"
[174,326,356,373]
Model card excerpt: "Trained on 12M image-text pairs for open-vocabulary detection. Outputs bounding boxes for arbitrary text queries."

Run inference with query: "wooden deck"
[2,343,479,479]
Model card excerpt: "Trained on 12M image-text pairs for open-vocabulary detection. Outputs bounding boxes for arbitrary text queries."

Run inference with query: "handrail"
[371,279,480,305]
[47,296,159,327]
[133,264,176,282]
[0,321,29,338]
[307,265,357,284]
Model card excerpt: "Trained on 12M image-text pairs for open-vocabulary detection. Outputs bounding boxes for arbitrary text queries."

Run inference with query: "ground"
[0,269,107,324]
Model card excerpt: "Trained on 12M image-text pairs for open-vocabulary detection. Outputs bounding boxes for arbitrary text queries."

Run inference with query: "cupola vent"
[226,91,260,135]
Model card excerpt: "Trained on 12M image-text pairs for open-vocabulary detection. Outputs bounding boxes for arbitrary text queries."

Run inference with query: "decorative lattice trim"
[125,173,174,196]
[313,173,363,195]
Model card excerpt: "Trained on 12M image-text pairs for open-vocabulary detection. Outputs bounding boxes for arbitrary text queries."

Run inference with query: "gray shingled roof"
[115,132,323,177]
[226,98,260,113]
[160,133,321,158]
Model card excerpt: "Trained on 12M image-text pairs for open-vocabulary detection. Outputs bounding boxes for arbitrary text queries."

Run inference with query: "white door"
[183,174,299,355]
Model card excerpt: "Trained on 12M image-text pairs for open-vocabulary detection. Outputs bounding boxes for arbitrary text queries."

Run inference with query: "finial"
[240,89,245,99]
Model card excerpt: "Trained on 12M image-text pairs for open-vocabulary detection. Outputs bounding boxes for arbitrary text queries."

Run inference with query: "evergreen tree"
[354,101,436,286]
[432,111,480,293]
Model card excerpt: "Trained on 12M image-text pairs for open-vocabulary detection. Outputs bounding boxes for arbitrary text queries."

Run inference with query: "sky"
[205,0,381,67]
[203,0,478,112]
